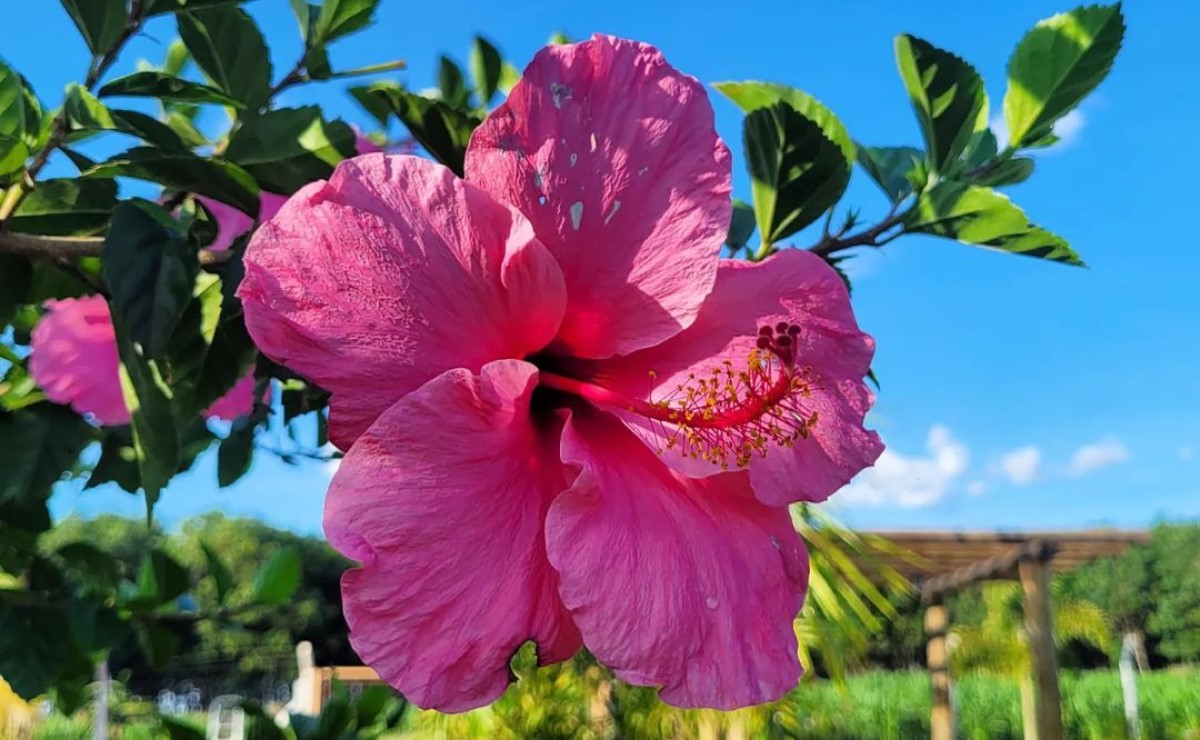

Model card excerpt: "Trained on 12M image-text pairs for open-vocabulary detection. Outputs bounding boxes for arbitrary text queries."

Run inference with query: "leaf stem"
[808,203,909,258]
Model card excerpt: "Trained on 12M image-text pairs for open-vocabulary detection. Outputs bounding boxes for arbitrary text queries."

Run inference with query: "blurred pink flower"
[239,35,881,711]
[30,295,257,426]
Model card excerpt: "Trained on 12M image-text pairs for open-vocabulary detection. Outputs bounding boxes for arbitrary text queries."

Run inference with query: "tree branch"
[808,206,908,258]
[0,230,231,267]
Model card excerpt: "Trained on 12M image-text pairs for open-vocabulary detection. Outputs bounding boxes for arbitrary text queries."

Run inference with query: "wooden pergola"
[868,530,1150,740]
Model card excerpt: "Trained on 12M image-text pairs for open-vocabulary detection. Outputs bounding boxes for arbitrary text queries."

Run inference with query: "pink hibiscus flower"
[30,295,258,425]
[238,35,882,711]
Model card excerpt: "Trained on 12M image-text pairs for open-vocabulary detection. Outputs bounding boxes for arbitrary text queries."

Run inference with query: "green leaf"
[225,107,356,193]
[725,199,756,252]
[1004,4,1124,148]
[178,7,272,111]
[252,546,302,605]
[348,83,394,127]
[102,201,199,360]
[972,156,1036,187]
[0,600,71,700]
[469,36,503,107]
[903,182,1084,265]
[744,102,851,246]
[85,147,259,215]
[65,86,190,153]
[714,81,855,164]
[165,111,208,148]
[365,84,482,175]
[217,418,255,487]
[55,542,122,592]
[437,56,470,109]
[0,255,32,325]
[63,82,115,129]
[497,61,520,95]
[0,405,93,534]
[9,178,118,236]
[99,71,246,108]
[163,39,190,76]
[110,109,192,153]
[59,0,126,56]
[894,34,987,175]
[0,59,29,170]
[136,621,180,667]
[161,716,207,740]
[856,145,924,203]
[312,0,378,45]
[147,0,248,15]
[135,548,191,605]
[199,542,233,605]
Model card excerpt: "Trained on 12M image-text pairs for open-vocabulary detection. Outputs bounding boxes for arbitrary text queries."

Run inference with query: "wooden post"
[1019,557,1064,740]
[926,602,954,740]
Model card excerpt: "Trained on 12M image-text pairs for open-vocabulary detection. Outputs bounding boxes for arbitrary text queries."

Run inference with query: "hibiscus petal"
[546,410,807,709]
[29,295,128,426]
[325,360,581,712]
[592,248,882,505]
[467,34,731,359]
[238,154,567,449]
[195,196,254,253]
[201,372,259,421]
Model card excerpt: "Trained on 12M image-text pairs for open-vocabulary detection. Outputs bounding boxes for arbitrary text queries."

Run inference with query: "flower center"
[537,322,820,470]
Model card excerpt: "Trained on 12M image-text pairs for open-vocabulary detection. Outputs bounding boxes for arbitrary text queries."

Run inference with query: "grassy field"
[28,669,1200,739]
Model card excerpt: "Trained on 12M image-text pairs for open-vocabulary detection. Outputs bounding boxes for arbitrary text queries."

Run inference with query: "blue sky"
[7,1,1198,534]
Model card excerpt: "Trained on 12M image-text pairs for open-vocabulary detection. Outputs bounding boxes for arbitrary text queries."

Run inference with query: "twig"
[267,58,308,100]
[0,230,231,266]
[808,204,908,258]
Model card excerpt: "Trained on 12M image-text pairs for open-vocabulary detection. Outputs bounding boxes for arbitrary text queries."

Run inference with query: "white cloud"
[988,109,1086,151]
[1000,446,1042,485]
[1067,439,1130,476]
[840,425,969,508]
[966,480,988,496]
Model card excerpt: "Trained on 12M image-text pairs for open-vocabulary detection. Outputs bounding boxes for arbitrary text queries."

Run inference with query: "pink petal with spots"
[29,295,128,426]
[592,248,882,505]
[325,360,581,712]
[546,410,807,709]
[467,34,731,359]
[237,154,567,449]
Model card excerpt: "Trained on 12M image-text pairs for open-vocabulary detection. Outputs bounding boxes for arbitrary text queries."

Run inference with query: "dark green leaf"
[744,102,850,245]
[469,36,503,106]
[55,542,121,591]
[63,83,114,129]
[903,182,1084,265]
[110,109,192,153]
[437,56,470,109]
[242,701,289,740]
[200,542,233,605]
[86,426,143,492]
[348,82,396,127]
[59,0,126,55]
[252,546,302,605]
[178,7,272,110]
[0,600,71,699]
[725,200,756,252]
[0,256,33,325]
[135,548,191,605]
[894,34,987,175]
[102,201,199,359]
[136,620,181,667]
[147,0,249,16]
[856,145,924,203]
[972,156,1036,187]
[0,59,29,171]
[315,691,355,739]
[99,71,245,108]
[714,81,855,164]
[0,405,93,535]
[9,178,117,236]
[353,684,395,728]
[1004,4,1124,147]
[225,107,356,193]
[364,85,481,175]
[313,0,378,45]
[86,147,259,215]
[217,418,255,487]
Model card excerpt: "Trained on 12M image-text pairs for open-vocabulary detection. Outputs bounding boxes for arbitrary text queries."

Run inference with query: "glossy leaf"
[217,418,255,487]
[86,147,259,216]
[744,101,851,245]
[99,71,245,108]
[856,145,924,203]
[725,199,756,252]
[178,7,272,111]
[224,106,356,193]
[894,34,987,174]
[9,178,118,236]
[0,405,93,535]
[59,0,126,56]
[1004,4,1124,147]
[0,59,28,169]
[312,0,378,45]
[903,182,1084,265]
[437,55,470,109]
[252,546,302,605]
[363,84,482,175]
[715,80,855,163]
[469,35,503,106]
[147,0,249,15]
[972,156,1036,187]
